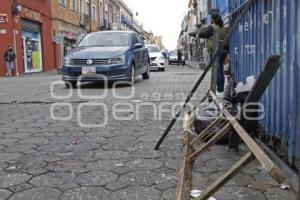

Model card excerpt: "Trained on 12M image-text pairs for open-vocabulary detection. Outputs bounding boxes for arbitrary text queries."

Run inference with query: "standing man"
[177,49,182,66]
[197,10,228,96]
[4,46,16,77]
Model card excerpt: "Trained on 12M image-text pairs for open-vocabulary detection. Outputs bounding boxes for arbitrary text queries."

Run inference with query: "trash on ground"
[190,189,216,199]
[73,138,81,145]
[280,184,290,190]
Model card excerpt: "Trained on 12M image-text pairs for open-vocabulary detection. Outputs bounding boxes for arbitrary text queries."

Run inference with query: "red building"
[0,0,58,76]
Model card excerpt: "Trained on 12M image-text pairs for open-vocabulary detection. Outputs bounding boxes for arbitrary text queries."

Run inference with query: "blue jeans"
[217,49,227,93]
[6,62,14,76]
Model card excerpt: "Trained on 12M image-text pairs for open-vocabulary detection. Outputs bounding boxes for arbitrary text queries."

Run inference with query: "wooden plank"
[210,91,286,183]
[195,152,255,200]
[188,123,231,162]
[240,55,283,131]
[243,55,282,104]
[189,117,223,147]
[175,132,193,200]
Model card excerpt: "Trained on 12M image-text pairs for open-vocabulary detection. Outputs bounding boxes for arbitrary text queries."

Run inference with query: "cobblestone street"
[0,65,297,200]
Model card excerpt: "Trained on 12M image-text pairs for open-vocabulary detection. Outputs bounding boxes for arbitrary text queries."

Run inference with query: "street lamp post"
[12,0,22,76]
[89,0,92,32]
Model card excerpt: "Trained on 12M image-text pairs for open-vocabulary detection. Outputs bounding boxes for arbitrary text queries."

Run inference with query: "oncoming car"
[62,31,150,87]
[168,50,178,64]
[145,44,167,71]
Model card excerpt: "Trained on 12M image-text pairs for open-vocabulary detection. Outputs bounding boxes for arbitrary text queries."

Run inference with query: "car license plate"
[82,67,96,75]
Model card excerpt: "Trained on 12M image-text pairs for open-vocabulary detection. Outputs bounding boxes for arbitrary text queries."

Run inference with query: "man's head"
[210,9,221,25]
[211,13,221,25]
[8,46,12,50]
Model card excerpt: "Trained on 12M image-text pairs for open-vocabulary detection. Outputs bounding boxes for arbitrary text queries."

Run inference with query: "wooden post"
[175,132,193,200]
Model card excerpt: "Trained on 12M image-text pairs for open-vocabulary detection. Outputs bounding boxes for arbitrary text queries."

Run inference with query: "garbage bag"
[193,100,239,144]
[193,102,220,134]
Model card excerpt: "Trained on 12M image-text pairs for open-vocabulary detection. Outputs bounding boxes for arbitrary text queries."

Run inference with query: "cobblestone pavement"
[0,65,297,200]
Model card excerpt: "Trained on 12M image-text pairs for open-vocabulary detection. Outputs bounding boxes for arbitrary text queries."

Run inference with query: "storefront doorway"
[21,20,43,73]
[63,38,77,57]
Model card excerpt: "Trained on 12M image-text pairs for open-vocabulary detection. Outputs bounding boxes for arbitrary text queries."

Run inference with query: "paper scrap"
[190,190,216,200]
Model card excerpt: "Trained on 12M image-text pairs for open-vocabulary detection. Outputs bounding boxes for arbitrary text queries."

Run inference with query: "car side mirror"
[134,43,143,49]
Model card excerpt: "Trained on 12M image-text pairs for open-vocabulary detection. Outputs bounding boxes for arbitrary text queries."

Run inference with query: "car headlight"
[109,55,126,64]
[158,55,165,61]
[64,57,72,65]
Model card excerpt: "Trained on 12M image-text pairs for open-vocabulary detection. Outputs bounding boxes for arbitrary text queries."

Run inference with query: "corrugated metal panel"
[229,0,299,168]
[296,0,300,169]
[212,0,229,17]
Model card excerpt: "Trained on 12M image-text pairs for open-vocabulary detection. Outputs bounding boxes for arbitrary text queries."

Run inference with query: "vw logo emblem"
[87,59,93,65]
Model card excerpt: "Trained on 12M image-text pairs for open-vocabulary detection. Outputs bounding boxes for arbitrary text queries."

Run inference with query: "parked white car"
[168,50,178,64]
[145,44,167,71]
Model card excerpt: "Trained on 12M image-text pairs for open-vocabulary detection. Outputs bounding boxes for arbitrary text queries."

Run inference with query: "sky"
[124,0,188,50]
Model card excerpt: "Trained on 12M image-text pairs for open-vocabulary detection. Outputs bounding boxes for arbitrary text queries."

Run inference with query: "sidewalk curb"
[185,62,198,70]
[186,61,208,70]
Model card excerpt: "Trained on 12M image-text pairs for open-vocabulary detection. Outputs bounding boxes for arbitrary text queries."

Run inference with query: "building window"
[85,1,89,15]
[99,1,103,23]
[92,5,96,21]
[59,0,66,7]
[108,5,113,24]
[70,0,76,11]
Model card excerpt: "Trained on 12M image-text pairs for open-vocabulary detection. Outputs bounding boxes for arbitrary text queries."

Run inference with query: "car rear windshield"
[170,51,177,56]
[78,32,130,47]
[146,46,161,53]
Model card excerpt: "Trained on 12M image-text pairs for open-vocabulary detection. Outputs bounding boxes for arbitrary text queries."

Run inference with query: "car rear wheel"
[142,63,150,79]
[65,81,77,88]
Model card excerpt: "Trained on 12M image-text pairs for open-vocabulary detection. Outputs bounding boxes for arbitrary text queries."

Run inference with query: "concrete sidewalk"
[185,60,208,70]
[185,60,200,70]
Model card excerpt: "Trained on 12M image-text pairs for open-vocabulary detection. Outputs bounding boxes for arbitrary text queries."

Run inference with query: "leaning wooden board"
[210,91,286,183]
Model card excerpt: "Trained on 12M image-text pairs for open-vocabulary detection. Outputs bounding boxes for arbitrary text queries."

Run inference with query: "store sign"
[0,29,7,34]
[0,14,8,23]
[23,8,41,22]
[62,32,77,40]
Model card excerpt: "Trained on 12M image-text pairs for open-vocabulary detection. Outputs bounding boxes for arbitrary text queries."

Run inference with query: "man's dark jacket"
[4,49,16,62]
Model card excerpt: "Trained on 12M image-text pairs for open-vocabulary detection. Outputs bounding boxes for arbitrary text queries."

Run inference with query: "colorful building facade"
[0,0,56,76]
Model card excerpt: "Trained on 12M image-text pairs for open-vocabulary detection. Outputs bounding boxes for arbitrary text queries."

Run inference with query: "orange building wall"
[51,0,100,34]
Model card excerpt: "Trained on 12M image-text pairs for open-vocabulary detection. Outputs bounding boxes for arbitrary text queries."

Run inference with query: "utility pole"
[89,0,92,32]
[12,0,21,76]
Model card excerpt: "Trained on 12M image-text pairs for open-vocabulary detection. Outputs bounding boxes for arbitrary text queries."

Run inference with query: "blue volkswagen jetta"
[62,31,150,87]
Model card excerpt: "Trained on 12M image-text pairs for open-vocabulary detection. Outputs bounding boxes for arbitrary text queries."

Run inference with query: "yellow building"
[51,0,100,66]
[153,35,165,50]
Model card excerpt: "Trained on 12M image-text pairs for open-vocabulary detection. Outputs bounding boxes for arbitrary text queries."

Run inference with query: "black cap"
[210,8,220,15]
[210,9,221,23]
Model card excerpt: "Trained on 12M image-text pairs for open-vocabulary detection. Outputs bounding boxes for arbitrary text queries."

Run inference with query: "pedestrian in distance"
[181,50,186,66]
[197,9,228,96]
[177,49,182,66]
[4,46,16,77]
